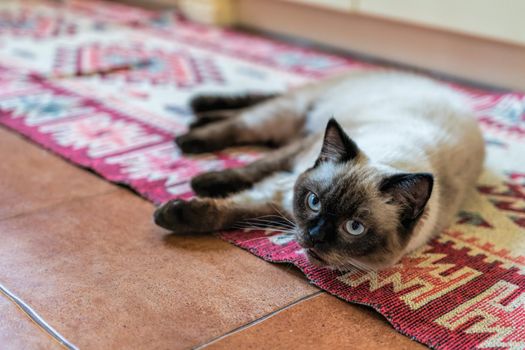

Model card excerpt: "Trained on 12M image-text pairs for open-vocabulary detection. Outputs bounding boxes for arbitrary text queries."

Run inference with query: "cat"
[154,69,485,271]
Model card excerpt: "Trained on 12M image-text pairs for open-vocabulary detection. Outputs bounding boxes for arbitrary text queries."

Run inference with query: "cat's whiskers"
[238,216,297,230]
[242,216,296,226]
[231,222,296,234]
[269,203,296,228]
[226,235,283,245]
[228,224,296,246]
[324,252,370,272]
[345,258,374,273]
[235,220,296,232]
[240,213,295,224]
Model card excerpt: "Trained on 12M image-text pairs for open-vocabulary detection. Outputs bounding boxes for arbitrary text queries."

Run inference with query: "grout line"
[0,282,79,350]
[193,290,324,349]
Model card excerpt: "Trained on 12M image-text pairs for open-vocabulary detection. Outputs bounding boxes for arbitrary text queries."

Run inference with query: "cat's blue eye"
[344,220,365,236]
[306,192,321,212]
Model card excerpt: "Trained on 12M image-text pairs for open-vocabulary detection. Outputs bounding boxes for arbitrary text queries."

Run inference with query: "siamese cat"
[154,70,485,270]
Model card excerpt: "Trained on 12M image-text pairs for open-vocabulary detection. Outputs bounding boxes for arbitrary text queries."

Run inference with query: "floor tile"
[204,293,425,350]
[0,293,63,350]
[0,189,317,349]
[0,127,116,220]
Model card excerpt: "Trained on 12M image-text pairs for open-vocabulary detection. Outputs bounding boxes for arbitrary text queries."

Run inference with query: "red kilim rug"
[1,1,524,349]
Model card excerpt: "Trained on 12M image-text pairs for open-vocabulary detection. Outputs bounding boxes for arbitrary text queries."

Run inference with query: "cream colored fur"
[156,70,485,269]
[246,70,485,257]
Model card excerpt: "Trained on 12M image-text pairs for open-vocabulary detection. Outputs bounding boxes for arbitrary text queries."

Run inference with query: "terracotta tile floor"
[0,127,424,349]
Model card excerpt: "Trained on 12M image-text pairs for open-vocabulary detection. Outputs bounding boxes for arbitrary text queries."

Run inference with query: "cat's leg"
[190,93,278,113]
[188,110,236,130]
[176,94,311,154]
[154,173,295,234]
[188,93,278,129]
[190,136,314,197]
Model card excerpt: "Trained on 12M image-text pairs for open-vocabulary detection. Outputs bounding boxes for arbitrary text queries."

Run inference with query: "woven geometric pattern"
[1,1,524,349]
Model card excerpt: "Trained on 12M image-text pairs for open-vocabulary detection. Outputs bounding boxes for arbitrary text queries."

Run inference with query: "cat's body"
[154,70,485,270]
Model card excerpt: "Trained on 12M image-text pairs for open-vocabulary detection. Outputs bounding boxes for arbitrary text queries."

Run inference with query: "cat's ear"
[318,118,360,163]
[380,173,434,222]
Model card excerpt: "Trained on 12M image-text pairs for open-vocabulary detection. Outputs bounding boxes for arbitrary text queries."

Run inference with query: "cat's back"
[308,70,484,170]
[309,70,475,132]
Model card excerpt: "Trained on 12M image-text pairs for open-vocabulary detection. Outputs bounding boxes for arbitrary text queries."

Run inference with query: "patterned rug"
[1,1,524,349]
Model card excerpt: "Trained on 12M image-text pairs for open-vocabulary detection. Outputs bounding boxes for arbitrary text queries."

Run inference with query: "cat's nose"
[307,218,326,244]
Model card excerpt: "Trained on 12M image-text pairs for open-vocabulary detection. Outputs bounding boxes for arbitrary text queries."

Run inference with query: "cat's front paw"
[153,199,217,233]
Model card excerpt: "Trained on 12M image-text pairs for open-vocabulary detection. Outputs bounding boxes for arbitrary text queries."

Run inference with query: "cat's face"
[293,119,433,271]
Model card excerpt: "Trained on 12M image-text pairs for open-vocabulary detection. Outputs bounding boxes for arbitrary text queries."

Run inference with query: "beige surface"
[285,0,525,46]
[287,0,354,11]
[238,0,525,91]
[358,0,525,46]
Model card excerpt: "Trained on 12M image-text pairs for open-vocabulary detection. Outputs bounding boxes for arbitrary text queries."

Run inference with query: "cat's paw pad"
[191,170,251,197]
[189,95,219,113]
[153,199,183,229]
[175,133,211,154]
[153,199,211,233]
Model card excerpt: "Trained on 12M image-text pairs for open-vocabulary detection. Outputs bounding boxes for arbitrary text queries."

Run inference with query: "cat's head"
[293,118,433,270]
